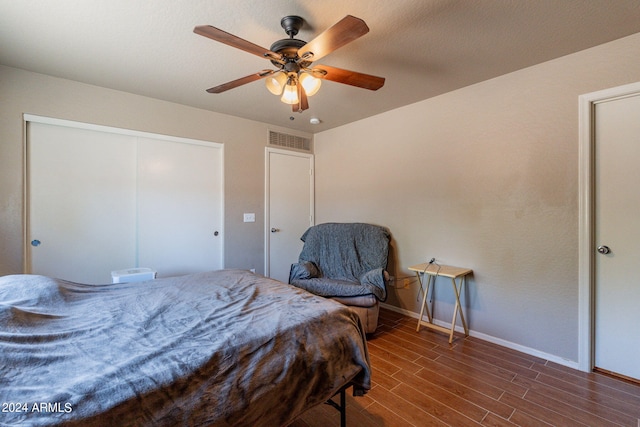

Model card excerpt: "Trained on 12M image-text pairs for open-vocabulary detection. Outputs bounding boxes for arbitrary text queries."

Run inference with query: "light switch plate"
[243,213,255,223]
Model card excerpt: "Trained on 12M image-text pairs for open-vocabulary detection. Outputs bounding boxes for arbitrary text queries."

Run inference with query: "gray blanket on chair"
[289,223,390,301]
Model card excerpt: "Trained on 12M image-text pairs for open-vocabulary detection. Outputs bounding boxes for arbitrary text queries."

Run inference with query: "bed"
[0,269,371,426]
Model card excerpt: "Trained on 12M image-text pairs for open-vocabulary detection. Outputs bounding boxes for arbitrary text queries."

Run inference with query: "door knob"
[271,228,280,233]
[31,239,41,247]
[597,245,611,255]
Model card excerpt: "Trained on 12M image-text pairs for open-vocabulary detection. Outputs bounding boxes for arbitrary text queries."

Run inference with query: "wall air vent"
[269,131,311,152]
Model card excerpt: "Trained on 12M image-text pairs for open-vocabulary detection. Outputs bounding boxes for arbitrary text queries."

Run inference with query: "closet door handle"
[271,228,280,233]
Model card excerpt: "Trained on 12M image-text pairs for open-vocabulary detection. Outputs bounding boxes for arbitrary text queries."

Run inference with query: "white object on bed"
[110,267,156,283]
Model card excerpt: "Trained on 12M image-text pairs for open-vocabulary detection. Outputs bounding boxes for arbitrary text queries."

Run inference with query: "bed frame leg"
[325,386,347,427]
[340,387,346,427]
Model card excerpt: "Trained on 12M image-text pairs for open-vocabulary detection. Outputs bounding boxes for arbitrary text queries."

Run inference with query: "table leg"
[416,272,433,332]
[448,276,469,343]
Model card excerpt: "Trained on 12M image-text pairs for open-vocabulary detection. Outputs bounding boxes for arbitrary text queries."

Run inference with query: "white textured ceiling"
[2,0,640,132]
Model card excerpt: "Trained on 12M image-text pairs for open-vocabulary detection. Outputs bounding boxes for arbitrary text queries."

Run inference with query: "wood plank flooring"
[291,308,640,426]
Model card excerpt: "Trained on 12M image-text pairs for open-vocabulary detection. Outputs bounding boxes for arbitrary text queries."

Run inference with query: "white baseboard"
[380,303,580,370]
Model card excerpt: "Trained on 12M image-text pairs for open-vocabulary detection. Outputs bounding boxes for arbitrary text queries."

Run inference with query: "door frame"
[264,147,314,278]
[578,81,640,372]
[23,114,225,274]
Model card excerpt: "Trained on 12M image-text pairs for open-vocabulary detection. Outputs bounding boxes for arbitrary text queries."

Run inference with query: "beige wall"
[314,32,640,362]
[0,65,311,276]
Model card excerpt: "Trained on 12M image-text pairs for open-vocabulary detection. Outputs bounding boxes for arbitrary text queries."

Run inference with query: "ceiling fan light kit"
[194,14,385,113]
[281,79,299,105]
[299,72,322,96]
[265,72,288,95]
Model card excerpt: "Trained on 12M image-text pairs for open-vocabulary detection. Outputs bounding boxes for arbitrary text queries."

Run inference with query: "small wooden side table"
[409,263,473,344]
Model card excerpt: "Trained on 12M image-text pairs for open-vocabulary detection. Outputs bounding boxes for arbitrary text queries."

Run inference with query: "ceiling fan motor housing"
[270,16,308,68]
[270,38,306,67]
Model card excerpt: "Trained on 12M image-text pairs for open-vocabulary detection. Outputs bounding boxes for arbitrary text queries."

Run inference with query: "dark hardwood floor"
[292,308,640,426]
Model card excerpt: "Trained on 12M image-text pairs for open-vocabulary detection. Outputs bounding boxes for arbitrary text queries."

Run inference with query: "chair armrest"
[358,268,388,301]
[289,261,320,283]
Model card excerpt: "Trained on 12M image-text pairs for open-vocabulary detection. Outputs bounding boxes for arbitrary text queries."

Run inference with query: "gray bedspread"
[0,269,370,426]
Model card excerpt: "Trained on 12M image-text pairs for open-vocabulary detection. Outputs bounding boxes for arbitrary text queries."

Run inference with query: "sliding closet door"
[27,122,137,284]
[27,117,224,283]
[137,137,223,277]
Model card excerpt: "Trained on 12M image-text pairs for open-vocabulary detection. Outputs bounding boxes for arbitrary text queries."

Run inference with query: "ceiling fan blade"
[206,70,274,94]
[299,86,309,111]
[194,25,281,61]
[292,85,309,112]
[297,15,369,62]
[313,65,385,91]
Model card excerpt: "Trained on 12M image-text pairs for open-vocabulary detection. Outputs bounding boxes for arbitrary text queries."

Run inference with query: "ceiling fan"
[194,15,385,112]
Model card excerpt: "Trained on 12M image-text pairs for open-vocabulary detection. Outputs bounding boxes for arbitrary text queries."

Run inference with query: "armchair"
[289,222,390,333]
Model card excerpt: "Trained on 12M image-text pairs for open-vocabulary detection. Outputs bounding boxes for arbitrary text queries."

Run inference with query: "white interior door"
[137,137,223,277]
[594,92,640,381]
[28,122,137,284]
[266,148,314,282]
